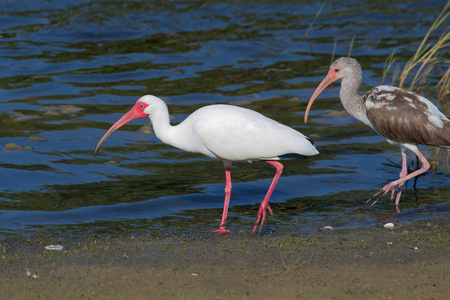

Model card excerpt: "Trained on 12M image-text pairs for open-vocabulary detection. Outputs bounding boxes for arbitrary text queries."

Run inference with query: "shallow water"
[0,0,448,239]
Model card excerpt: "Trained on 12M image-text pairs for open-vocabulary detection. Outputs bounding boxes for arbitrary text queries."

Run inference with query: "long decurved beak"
[94,109,141,156]
[304,73,338,123]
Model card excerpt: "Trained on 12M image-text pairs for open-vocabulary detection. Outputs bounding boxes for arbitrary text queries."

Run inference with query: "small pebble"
[326,110,349,118]
[44,110,60,115]
[12,112,39,121]
[384,222,395,229]
[45,245,64,251]
[26,268,38,279]
[5,142,23,151]
[43,105,83,114]
[60,104,83,114]
[139,124,154,135]
[323,226,334,230]
[27,136,47,142]
[229,99,251,106]
[4,142,32,151]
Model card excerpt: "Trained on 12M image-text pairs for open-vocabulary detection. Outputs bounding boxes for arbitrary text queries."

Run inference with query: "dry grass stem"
[436,66,450,101]
[348,34,355,57]
[382,50,397,85]
[305,3,326,39]
[331,38,337,63]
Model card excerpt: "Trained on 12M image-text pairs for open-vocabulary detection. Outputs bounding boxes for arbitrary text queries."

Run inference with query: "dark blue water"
[0,0,448,238]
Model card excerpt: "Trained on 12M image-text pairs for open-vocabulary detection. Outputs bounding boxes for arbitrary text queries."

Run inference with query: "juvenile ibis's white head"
[304,57,362,123]
[94,96,159,156]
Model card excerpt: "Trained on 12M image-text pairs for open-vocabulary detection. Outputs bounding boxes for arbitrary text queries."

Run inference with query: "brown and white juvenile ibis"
[304,57,450,206]
[95,95,319,233]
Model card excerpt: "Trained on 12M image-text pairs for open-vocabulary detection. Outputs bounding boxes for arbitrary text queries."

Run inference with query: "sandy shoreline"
[1,217,448,299]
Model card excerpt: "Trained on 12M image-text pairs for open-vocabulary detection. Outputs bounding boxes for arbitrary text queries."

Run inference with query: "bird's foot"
[365,181,399,206]
[212,226,230,234]
[252,203,273,234]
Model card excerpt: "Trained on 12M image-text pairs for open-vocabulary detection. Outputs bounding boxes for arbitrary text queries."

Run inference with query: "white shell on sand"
[45,245,64,251]
[383,223,395,229]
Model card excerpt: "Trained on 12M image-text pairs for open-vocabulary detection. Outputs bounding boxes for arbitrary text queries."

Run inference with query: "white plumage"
[96,95,318,233]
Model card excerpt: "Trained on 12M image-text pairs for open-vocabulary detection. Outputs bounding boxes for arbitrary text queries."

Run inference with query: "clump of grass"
[382,1,450,103]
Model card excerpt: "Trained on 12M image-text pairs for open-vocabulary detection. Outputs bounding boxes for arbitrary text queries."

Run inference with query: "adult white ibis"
[95,95,318,233]
[304,57,450,206]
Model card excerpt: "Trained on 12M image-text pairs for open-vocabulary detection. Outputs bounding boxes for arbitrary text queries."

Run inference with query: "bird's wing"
[364,86,450,147]
[192,105,317,161]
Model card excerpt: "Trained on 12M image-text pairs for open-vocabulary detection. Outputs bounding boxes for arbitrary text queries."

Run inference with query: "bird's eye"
[140,104,144,108]
[334,68,340,72]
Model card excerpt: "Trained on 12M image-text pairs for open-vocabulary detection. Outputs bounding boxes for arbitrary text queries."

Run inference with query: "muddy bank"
[1,217,448,299]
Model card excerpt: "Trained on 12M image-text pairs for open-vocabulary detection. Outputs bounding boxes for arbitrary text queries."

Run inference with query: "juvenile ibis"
[304,57,450,206]
[95,95,318,233]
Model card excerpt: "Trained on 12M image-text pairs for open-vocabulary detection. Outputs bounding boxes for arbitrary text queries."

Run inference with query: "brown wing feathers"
[365,87,450,147]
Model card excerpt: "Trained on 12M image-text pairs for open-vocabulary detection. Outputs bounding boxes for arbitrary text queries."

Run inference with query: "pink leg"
[252,160,283,234]
[366,150,430,206]
[213,167,232,234]
[393,152,408,205]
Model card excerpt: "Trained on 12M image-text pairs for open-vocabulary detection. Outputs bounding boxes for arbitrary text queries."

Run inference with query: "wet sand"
[1,217,448,299]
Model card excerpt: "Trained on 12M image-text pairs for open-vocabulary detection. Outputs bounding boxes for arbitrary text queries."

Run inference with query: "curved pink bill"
[94,109,141,156]
[304,73,337,124]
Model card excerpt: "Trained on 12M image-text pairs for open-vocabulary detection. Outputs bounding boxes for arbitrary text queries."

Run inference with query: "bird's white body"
[146,98,318,165]
[95,95,318,233]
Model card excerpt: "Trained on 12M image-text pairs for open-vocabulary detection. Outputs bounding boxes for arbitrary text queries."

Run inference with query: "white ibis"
[304,57,450,206]
[95,95,319,233]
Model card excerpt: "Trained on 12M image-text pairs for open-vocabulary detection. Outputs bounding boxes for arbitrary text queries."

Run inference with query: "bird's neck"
[339,76,369,126]
[148,101,203,155]
[147,101,179,147]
